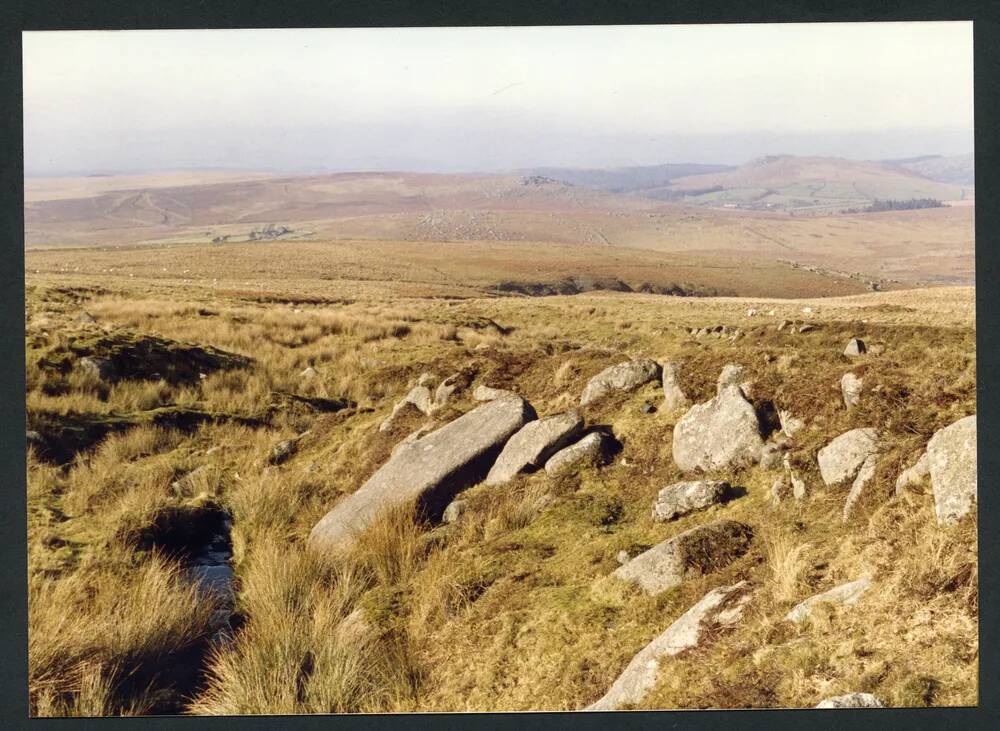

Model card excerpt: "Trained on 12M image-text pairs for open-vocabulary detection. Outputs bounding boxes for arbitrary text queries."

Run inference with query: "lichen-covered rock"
[310,396,536,553]
[586,581,752,710]
[544,432,613,474]
[841,372,863,409]
[815,693,885,709]
[612,520,753,595]
[817,428,881,486]
[927,415,977,526]
[434,374,462,408]
[485,409,583,485]
[661,361,691,412]
[651,480,729,522]
[380,385,436,431]
[579,359,662,407]
[672,386,764,472]
[473,384,520,402]
[785,576,872,623]
[716,363,745,394]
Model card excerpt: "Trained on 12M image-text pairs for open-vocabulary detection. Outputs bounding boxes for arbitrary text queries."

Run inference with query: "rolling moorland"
[24,155,977,715]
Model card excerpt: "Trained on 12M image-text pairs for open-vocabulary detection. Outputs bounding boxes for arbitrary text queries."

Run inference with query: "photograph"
[22,22,977,716]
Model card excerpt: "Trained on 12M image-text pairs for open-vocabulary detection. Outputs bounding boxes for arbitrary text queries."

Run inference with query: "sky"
[22,22,974,176]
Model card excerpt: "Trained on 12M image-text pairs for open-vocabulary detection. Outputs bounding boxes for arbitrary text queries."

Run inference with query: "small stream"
[138,506,238,714]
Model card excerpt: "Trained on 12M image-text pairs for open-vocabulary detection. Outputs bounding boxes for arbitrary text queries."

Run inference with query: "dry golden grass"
[25,271,976,715]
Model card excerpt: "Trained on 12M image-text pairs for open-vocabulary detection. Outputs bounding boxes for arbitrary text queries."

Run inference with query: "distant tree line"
[855,198,945,213]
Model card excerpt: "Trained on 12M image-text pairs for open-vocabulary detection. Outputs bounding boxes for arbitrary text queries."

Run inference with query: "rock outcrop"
[817,428,881,486]
[310,396,536,552]
[612,520,753,595]
[544,432,613,474]
[927,415,977,526]
[485,410,584,485]
[651,480,730,522]
[672,385,764,472]
[785,576,872,623]
[586,581,752,710]
[580,360,662,407]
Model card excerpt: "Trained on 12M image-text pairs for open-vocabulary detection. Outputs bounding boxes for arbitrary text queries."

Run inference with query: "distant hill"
[523,163,734,193]
[883,153,975,186]
[635,154,970,212]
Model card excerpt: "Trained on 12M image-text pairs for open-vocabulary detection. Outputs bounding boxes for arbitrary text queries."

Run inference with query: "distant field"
[26,238,900,301]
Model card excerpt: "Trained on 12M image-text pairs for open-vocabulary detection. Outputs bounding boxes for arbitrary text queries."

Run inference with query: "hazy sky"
[23,22,974,175]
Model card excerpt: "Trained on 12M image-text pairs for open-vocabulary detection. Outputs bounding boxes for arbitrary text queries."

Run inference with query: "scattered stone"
[586,582,752,710]
[611,520,753,595]
[474,342,491,351]
[170,465,210,495]
[380,385,435,431]
[817,428,881,486]
[785,575,872,623]
[416,372,438,387]
[379,400,423,433]
[616,550,630,565]
[716,363,745,394]
[895,451,929,495]
[442,499,468,524]
[777,320,791,332]
[672,384,764,472]
[841,372,863,409]
[640,402,656,415]
[790,470,809,500]
[544,432,613,474]
[798,324,817,333]
[661,361,691,412]
[300,366,318,379]
[801,307,813,314]
[651,480,729,522]
[78,355,115,381]
[746,308,758,317]
[269,439,298,465]
[842,454,879,522]
[779,410,806,438]
[309,396,536,552]
[843,338,867,357]
[485,409,584,486]
[815,693,885,709]
[579,359,662,407]
[927,415,977,526]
